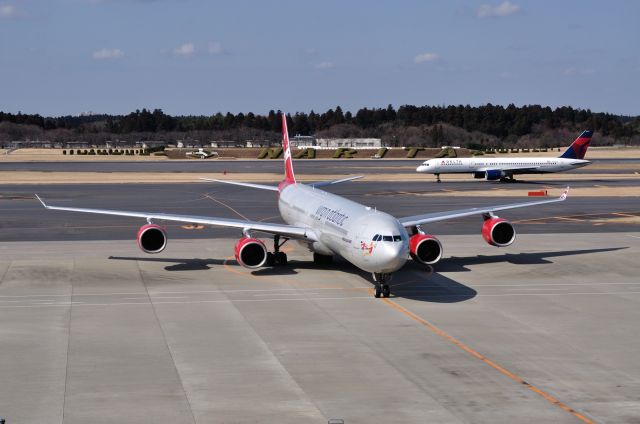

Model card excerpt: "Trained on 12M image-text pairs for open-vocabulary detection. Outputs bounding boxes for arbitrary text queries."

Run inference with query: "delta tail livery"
[36,115,570,298]
[417,130,593,182]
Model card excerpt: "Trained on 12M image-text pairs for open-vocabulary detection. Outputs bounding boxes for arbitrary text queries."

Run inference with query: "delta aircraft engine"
[474,170,506,181]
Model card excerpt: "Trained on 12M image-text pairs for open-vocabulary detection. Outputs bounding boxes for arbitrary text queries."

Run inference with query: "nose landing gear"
[373,273,392,298]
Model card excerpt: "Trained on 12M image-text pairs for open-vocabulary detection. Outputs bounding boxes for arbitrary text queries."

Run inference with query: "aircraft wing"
[35,195,316,241]
[399,187,569,227]
[476,166,540,173]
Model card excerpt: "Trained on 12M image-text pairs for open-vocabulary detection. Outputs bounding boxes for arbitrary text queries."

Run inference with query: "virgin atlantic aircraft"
[37,115,569,298]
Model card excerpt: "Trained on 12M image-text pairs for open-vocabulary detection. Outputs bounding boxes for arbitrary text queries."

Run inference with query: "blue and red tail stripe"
[559,130,592,159]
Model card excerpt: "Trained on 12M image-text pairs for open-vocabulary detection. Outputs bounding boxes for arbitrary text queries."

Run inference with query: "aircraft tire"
[266,252,276,267]
[382,285,391,298]
[275,252,288,266]
[374,286,382,298]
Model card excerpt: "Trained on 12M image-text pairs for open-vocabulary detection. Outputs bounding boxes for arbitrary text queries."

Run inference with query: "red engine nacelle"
[234,237,268,269]
[482,217,516,247]
[409,233,443,265]
[137,224,167,254]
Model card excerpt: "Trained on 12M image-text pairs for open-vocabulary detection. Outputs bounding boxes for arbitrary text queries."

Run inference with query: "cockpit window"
[393,235,402,242]
[372,234,380,241]
[382,235,393,241]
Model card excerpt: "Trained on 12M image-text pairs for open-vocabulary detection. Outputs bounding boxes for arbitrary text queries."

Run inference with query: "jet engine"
[137,224,167,254]
[234,237,268,269]
[482,217,516,247]
[483,169,505,181]
[409,233,443,265]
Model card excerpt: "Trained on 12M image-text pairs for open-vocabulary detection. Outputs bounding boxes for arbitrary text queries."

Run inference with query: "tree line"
[1,104,638,147]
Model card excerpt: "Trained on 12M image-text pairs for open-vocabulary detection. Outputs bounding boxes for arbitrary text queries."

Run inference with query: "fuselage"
[417,157,591,175]
[277,183,409,274]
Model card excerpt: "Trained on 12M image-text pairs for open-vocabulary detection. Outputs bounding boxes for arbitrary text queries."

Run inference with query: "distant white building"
[290,135,315,147]
[315,138,382,149]
[210,140,242,148]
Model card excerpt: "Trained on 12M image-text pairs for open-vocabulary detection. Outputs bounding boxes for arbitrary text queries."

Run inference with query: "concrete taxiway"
[1,181,639,242]
[1,160,639,423]
[1,234,639,423]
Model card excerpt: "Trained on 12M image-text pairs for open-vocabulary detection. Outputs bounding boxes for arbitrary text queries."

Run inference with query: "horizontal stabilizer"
[310,176,363,188]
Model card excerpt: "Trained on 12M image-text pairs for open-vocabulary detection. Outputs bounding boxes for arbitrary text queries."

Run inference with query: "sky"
[0,0,638,117]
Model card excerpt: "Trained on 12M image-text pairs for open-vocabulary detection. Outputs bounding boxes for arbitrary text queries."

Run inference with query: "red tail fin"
[281,114,296,186]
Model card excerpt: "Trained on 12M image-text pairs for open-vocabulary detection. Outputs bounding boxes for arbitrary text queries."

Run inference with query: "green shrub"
[333,148,357,158]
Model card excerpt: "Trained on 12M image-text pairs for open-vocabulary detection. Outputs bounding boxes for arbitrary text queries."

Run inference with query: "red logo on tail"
[281,114,296,187]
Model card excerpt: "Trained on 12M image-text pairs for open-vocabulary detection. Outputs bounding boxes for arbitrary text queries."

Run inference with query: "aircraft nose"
[416,164,427,172]
[375,241,408,273]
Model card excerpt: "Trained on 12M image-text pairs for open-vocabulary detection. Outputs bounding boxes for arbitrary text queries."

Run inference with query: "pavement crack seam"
[135,261,197,424]
[62,259,75,424]
[381,297,596,424]
[217,263,329,421]
[304,288,465,423]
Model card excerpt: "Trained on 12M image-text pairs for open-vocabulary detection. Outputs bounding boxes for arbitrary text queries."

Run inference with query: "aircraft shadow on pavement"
[108,247,625,303]
[109,256,226,271]
[254,258,478,303]
[436,246,627,273]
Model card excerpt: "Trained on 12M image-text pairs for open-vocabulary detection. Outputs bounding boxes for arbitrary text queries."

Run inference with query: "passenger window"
[383,235,393,241]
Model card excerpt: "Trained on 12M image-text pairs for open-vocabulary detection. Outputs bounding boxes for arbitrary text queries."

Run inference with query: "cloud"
[563,67,595,76]
[0,4,16,18]
[315,61,334,69]
[208,41,224,55]
[477,1,520,18]
[173,42,195,57]
[414,52,439,64]
[92,48,124,60]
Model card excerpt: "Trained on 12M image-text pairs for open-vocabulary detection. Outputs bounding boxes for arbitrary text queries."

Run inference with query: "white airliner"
[36,115,570,298]
[417,131,592,182]
[186,148,218,159]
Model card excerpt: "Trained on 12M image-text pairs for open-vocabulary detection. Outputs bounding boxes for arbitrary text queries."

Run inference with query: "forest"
[1,104,638,149]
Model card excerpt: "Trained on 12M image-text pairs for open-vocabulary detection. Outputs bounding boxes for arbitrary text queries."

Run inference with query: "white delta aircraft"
[416,130,593,182]
[36,115,570,298]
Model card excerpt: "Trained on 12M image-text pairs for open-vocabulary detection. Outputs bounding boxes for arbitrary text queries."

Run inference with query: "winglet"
[560,186,570,200]
[34,194,47,208]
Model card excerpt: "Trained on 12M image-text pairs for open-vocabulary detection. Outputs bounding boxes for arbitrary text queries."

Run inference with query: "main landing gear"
[266,234,288,266]
[373,273,392,298]
[435,173,441,183]
[499,175,516,183]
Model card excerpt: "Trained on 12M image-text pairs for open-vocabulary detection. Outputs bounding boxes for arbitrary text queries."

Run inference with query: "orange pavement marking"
[203,193,250,220]
[381,297,595,424]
